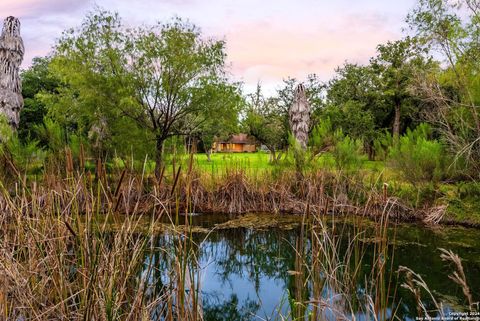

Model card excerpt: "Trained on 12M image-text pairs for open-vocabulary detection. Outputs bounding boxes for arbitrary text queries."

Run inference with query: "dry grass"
[0,156,476,320]
[0,168,204,320]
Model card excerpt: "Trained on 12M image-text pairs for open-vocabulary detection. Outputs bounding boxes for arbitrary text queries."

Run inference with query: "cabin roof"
[217,133,256,145]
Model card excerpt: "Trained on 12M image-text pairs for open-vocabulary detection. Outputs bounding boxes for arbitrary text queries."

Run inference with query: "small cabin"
[213,134,257,153]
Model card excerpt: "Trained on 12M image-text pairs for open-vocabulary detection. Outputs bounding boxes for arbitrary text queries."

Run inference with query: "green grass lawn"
[191,152,391,180]
[191,151,388,172]
[109,151,390,181]
[193,152,272,171]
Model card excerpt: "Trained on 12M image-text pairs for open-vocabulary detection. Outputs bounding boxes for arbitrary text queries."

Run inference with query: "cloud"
[225,13,401,92]
[0,0,89,19]
[0,1,92,69]
[0,0,411,90]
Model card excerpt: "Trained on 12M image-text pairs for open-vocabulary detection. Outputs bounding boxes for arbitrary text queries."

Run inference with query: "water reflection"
[141,214,480,321]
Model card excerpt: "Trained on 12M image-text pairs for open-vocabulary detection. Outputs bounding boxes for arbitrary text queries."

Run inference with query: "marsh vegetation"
[1,0,480,319]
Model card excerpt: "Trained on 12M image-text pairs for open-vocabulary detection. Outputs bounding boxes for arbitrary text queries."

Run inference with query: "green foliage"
[33,118,87,166]
[373,131,394,161]
[326,63,386,137]
[243,84,287,161]
[33,118,67,153]
[276,74,325,127]
[332,133,363,171]
[309,118,335,154]
[324,38,431,159]
[288,133,306,174]
[128,16,234,172]
[1,136,44,173]
[19,57,61,143]
[388,123,446,184]
[194,81,244,154]
[0,117,45,174]
[41,8,238,174]
[244,76,325,163]
[371,37,430,137]
[320,100,376,142]
[407,0,480,178]
[309,119,363,171]
[46,9,141,159]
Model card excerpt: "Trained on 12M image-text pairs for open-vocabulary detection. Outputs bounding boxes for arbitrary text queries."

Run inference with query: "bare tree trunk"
[0,17,24,130]
[155,136,164,179]
[206,149,212,162]
[393,102,401,138]
[289,84,310,149]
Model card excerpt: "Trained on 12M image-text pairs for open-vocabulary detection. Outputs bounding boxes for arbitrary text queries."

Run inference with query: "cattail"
[65,147,74,174]
[383,183,388,202]
[79,143,85,171]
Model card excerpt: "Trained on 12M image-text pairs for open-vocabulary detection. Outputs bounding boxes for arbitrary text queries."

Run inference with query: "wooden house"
[213,133,257,153]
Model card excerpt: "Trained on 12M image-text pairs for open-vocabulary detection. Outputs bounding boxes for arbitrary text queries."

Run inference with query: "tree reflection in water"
[139,215,480,321]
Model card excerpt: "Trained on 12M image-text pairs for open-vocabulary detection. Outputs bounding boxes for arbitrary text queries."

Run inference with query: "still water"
[139,213,480,320]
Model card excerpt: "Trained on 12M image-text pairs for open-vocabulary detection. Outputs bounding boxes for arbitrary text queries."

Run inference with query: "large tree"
[371,37,429,138]
[324,63,383,158]
[324,40,430,159]
[193,81,244,162]
[126,19,232,175]
[48,10,238,176]
[407,0,480,175]
[243,84,287,163]
[48,10,142,159]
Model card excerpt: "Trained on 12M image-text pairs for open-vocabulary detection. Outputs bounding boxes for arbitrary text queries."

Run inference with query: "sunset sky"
[1,0,417,93]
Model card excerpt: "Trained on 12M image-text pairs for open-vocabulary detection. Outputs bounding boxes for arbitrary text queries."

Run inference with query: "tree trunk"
[155,136,164,179]
[276,151,283,162]
[366,142,374,161]
[206,149,212,162]
[269,149,276,163]
[393,102,401,138]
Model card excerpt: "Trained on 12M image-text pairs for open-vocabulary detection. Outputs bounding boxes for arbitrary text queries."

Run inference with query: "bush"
[332,133,363,171]
[0,117,44,176]
[388,123,447,185]
[373,131,393,161]
[309,118,336,155]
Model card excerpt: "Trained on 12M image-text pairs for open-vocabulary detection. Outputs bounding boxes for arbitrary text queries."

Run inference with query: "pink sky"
[0,0,417,93]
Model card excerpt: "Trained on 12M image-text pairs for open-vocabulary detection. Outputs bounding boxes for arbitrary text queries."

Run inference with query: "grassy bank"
[191,153,480,226]
[1,148,479,226]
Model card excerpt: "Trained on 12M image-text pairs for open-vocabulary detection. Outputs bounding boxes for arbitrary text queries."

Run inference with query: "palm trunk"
[289,84,310,150]
[0,17,25,129]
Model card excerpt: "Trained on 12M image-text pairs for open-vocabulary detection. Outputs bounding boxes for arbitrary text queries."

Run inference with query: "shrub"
[1,116,44,174]
[332,134,363,171]
[373,131,393,161]
[309,118,336,155]
[288,133,307,175]
[388,123,447,185]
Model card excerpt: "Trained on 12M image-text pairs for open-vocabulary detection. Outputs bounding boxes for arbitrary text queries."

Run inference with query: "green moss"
[444,197,480,225]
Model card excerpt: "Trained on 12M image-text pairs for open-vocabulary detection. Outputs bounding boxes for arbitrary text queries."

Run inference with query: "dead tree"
[289,84,310,149]
[0,16,24,130]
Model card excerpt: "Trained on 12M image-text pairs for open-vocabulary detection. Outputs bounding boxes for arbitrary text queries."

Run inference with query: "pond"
[136,213,480,321]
